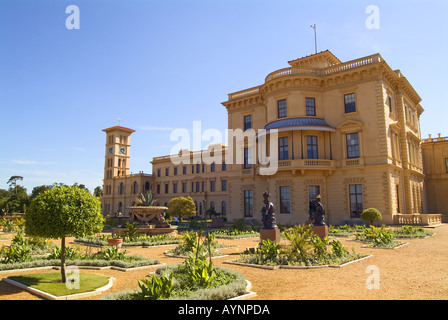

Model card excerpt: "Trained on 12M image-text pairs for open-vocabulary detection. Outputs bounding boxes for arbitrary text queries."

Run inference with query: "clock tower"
[102,125,135,179]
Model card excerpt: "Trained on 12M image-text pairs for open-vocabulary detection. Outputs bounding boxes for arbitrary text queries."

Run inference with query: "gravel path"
[1,224,447,300]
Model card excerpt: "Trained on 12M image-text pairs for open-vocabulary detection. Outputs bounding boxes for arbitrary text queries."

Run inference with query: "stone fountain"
[113,192,178,237]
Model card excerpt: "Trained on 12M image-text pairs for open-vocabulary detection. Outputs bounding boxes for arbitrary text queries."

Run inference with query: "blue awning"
[263,117,336,133]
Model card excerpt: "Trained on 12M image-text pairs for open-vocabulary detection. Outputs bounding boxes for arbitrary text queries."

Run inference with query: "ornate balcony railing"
[393,214,442,226]
[228,54,383,101]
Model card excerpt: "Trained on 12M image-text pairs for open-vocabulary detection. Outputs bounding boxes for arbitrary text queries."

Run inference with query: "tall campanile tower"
[102,125,135,215]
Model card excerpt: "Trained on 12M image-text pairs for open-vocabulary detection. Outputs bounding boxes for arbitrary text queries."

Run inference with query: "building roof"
[102,126,136,133]
[288,50,341,67]
[264,117,336,133]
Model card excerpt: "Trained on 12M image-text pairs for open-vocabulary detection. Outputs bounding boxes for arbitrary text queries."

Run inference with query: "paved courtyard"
[0,224,447,300]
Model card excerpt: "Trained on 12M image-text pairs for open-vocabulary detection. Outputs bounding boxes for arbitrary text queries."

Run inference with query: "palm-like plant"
[135,190,158,207]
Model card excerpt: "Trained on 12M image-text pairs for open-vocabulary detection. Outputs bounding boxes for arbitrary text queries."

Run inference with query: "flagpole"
[311,24,317,54]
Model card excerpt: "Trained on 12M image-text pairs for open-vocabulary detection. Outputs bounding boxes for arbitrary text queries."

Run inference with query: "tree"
[25,185,104,283]
[31,185,52,199]
[361,208,383,225]
[167,196,196,220]
[7,176,23,194]
[93,186,103,198]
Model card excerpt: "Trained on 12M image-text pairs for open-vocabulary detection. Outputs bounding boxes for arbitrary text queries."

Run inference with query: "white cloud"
[13,160,55,165]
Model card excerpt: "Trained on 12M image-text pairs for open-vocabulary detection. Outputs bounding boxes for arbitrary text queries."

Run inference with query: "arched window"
[145,181,150,191]
[120,183,123,194]
[133,181,138,194]
[221,201,226,216]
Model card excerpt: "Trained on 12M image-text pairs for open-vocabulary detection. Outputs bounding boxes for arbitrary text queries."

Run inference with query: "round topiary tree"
[361,208,382,225]
[25,185,104,283]
[167,196,196,220]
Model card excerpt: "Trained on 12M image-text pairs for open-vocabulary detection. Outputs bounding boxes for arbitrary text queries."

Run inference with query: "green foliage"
[25,185,104,239]
[311,235,328,260]
[135,190,158,207]
[393,225,433,238]
[330,239,349,257]
[361,208,382,225]
[181,253,216,289]
[132,271,175,300]
[167,196,196,219]
[357,225,395,246]
[259,240,281,262]
[48,245,81,260]
[1,232,31,263]
[123,221,140,241]
[284,224,313,261]
[97,246,126,261]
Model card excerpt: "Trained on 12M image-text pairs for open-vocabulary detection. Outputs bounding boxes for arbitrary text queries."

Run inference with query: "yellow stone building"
[102,50,431,225]
[422,134,448,215]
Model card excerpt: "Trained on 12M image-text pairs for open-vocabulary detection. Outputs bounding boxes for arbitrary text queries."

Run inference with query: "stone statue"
[261,191,278,229]
[310,195,326,226]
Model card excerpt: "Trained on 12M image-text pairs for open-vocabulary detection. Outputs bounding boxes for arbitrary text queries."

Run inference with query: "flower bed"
[211,228,259,239]
[227,225,369,269]
[74,234,180,247]
[101,256,249,300]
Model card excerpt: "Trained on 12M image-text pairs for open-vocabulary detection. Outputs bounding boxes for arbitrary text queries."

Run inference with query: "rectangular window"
[196,163,200,173]
[202,181,205,192]
[192,165,194,174]
[446,158,448,173]
[306,97,316,116]
[221,179,227,191]
[244,147,253,169]
[210,180,215,192]
[278,137,289,161]
[165,184,169,194]
[157,185,160,194]
[196,182,200,193]
[344,93,356,113]
[346,133,360,159]
[278,99,287,118]
[222,162,226,171]
[157,169,161,177]
[244,115,252,131]
[211,163,215,172]
[279,186,291,214]
[191,182,194,192]
[244,190,253,217]
[309,185,320,202]
[173,183,177,194]
[388,95,393,113]
[165,168,169,176]
[307,136,318,159]
[349,184,363,218]
[174,167,177,176]
[182,182,187,193]
[183,166,186,175]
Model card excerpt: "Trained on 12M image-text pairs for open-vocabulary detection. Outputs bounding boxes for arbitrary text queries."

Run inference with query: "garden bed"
[101,263,250,300]
[4,272,115,300]
[73,234,180,247]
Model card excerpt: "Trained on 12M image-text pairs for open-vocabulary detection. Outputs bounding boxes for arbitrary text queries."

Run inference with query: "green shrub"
[361,208,382,225]
[131,271,174,300]
[284,224,313,261]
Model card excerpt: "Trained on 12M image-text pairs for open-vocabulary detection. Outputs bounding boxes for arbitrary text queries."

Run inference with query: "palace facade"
[102,50,432,225]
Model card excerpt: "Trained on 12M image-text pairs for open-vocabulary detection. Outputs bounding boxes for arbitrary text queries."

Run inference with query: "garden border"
[223,254,373,270]
[3,274,115,300]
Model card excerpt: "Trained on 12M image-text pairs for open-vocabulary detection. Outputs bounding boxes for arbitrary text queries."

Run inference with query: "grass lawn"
[8,272,111,297]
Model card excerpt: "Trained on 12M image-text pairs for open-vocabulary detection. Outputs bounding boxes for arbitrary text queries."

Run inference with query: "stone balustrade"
[393,213,442,226]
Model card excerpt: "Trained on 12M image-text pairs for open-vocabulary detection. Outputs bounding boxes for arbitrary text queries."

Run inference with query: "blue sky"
[1,0,447,193]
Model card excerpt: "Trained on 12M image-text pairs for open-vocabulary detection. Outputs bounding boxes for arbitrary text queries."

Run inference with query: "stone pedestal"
[312,225,329,239]
[260,228,281,245]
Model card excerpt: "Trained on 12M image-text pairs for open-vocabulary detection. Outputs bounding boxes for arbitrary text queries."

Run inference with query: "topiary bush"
[361,208,382,225]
